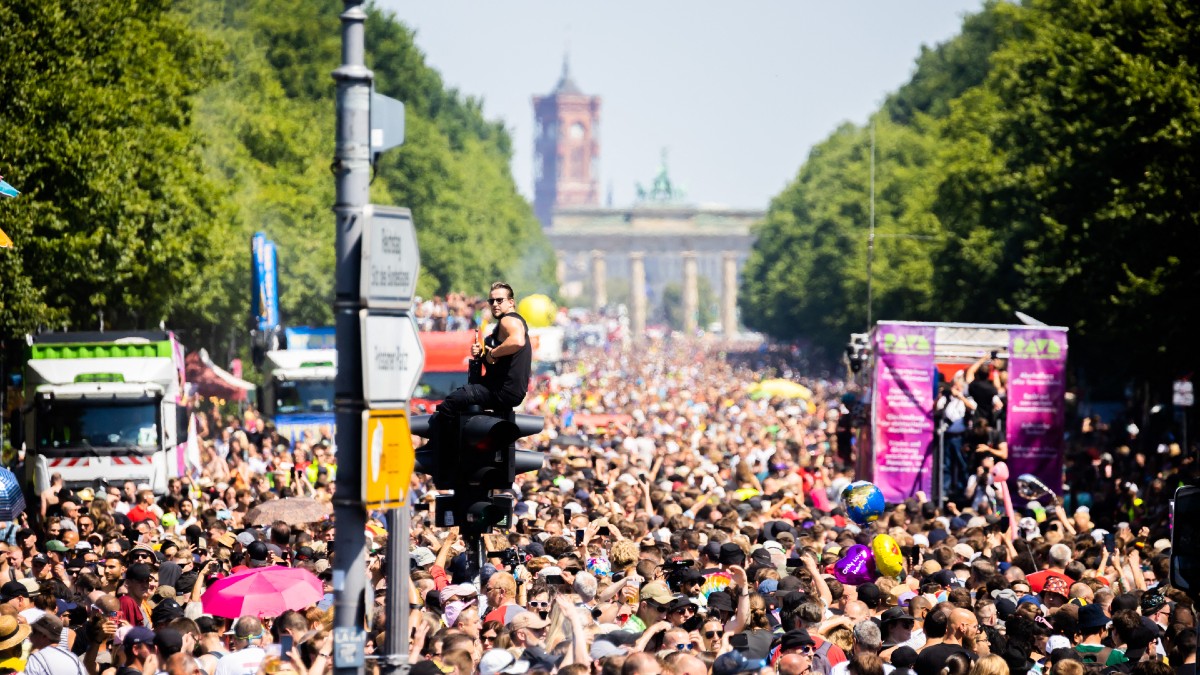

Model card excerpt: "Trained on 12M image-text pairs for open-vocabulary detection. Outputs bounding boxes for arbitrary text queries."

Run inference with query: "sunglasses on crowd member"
[675,643,694,651]
[705,630,723,639]
[528,601,550,609]
[482,633,498,642]
[487,298,508,305]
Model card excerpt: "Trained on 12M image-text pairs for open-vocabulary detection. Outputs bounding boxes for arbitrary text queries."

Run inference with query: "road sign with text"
[360,206,419,311]
[360,311,424,407]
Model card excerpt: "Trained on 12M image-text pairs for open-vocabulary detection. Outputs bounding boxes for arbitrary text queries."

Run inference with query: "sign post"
[1176,380,1193,462]
[359,207,423,675]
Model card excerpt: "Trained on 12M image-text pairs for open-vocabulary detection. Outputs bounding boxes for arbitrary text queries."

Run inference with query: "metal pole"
[934,428,945,507]
[380,507,410,675]
[866,122,875,330]
[332,2,372,673]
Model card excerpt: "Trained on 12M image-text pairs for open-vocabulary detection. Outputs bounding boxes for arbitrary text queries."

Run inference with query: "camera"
[496,548,524,572]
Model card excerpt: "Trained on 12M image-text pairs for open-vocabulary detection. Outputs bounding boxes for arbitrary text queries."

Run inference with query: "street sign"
[1176,380,1194,408]
[360,206,420,311]
[360,311,424,406]
[363,409,415,510]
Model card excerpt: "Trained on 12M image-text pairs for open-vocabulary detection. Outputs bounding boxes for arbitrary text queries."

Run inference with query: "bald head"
[778,653,811,675]
[844,600,870,623]
[948,608,978,643]
[667,654,707,675]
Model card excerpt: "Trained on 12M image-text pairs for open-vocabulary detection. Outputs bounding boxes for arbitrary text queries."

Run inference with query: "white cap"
[479,649,531,675]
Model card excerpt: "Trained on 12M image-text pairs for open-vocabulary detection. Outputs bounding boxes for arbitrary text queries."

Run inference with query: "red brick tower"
[533,56,601,228]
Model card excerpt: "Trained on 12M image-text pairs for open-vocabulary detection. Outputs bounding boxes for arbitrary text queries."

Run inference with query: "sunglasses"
[705,631,723,639]
[487,297,508,305]
[528,601,550,609]
[483,634,498,641]
[793,646,814,656]
[675,643,694,651]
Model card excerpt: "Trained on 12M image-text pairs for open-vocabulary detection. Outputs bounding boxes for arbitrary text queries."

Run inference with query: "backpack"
[810,640,834,675]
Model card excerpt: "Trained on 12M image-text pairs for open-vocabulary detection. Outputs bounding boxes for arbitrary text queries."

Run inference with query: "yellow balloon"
[518,294,557,328]
[872,534,904,578]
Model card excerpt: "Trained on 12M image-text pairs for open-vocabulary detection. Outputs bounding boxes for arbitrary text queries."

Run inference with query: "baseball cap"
[123,626,156,648]
[411,547,435,568]
[236,531,256,548]
[779,629,814,650]
[126,563,154,583]
[639,580,673,605]
[479,648,532,675]
[0,581,27,602]
[45,540,69,553]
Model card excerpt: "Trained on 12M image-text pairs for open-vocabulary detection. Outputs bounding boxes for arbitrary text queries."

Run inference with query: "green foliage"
[0,0,553,358]
[744,0,1200,382]
[0,0,227,336]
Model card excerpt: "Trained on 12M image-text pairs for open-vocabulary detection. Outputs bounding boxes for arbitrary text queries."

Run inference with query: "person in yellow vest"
[305,444,337,487]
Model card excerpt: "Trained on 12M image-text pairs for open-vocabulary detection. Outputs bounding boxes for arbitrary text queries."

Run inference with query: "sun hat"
[0,615,29,650]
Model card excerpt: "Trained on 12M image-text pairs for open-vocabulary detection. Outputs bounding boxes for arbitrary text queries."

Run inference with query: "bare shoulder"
[500,314,526,333]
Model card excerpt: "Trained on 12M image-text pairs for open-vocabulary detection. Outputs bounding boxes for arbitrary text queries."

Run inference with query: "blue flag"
[0,180,18,198]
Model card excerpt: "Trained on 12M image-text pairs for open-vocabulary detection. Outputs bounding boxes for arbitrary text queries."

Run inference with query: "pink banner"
[1006,329,1068,496]
[872,324,936,502]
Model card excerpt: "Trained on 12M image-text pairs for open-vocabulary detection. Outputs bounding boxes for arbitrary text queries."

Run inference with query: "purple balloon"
[833,544,880,586]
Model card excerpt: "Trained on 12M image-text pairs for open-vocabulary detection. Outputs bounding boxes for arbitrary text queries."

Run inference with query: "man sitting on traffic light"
[437,281,532,428]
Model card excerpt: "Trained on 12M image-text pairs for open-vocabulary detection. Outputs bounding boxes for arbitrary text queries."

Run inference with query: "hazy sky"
[377,1,983,210]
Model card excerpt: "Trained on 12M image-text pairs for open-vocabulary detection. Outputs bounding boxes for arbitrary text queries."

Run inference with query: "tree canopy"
[742,0,1200,384]
[0,0,554,356]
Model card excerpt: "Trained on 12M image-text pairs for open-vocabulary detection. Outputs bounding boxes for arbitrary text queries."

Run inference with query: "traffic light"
[410,413,451,489]
[412,409,546,535]
[1172,486,1200,601]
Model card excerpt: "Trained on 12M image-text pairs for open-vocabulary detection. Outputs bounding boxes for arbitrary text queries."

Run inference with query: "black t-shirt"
[969,379,999,423]
[483,312,532,407]
[915,643,975,675]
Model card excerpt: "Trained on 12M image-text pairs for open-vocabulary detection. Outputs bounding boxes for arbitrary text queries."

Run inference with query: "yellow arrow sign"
[362,409,415,510]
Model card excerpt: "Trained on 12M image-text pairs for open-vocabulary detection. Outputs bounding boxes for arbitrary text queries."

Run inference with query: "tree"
[0,0,228,337]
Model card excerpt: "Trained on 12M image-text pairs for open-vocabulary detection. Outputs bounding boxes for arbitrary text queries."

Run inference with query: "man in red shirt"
[117,563,155,627]
[126,490,159,525]
[1025,543,1073,593]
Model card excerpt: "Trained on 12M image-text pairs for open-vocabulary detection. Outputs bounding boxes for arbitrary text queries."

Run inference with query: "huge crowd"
[1,325,1195,675]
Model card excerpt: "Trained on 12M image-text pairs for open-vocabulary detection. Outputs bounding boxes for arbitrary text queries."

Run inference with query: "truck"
[22,331,188,493]
[259,327,337,445]
[411,331,476,413]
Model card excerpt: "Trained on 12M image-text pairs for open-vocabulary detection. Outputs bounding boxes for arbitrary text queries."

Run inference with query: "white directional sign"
[360,311,424,407]
[1175,380,1194,408]
[360,205,419,311]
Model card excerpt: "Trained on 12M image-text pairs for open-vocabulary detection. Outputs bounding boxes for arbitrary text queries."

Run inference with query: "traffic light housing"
[410,413,451,489]
[1172,486,1200,601]
[412,408,546,535]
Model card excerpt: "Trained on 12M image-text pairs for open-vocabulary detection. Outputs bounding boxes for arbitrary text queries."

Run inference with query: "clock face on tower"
[569,122,585,140]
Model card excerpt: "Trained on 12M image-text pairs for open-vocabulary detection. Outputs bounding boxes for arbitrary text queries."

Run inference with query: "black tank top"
[484,312,532,407]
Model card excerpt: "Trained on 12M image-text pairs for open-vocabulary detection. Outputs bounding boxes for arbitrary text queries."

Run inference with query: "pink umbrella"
[201,567,323,619]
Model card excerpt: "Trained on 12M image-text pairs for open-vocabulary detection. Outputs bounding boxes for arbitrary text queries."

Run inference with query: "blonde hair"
[968,654,1010,675]
[1049,661,1083,675]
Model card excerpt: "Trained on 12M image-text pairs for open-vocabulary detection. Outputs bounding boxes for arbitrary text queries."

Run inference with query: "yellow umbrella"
[749,378,812,400]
